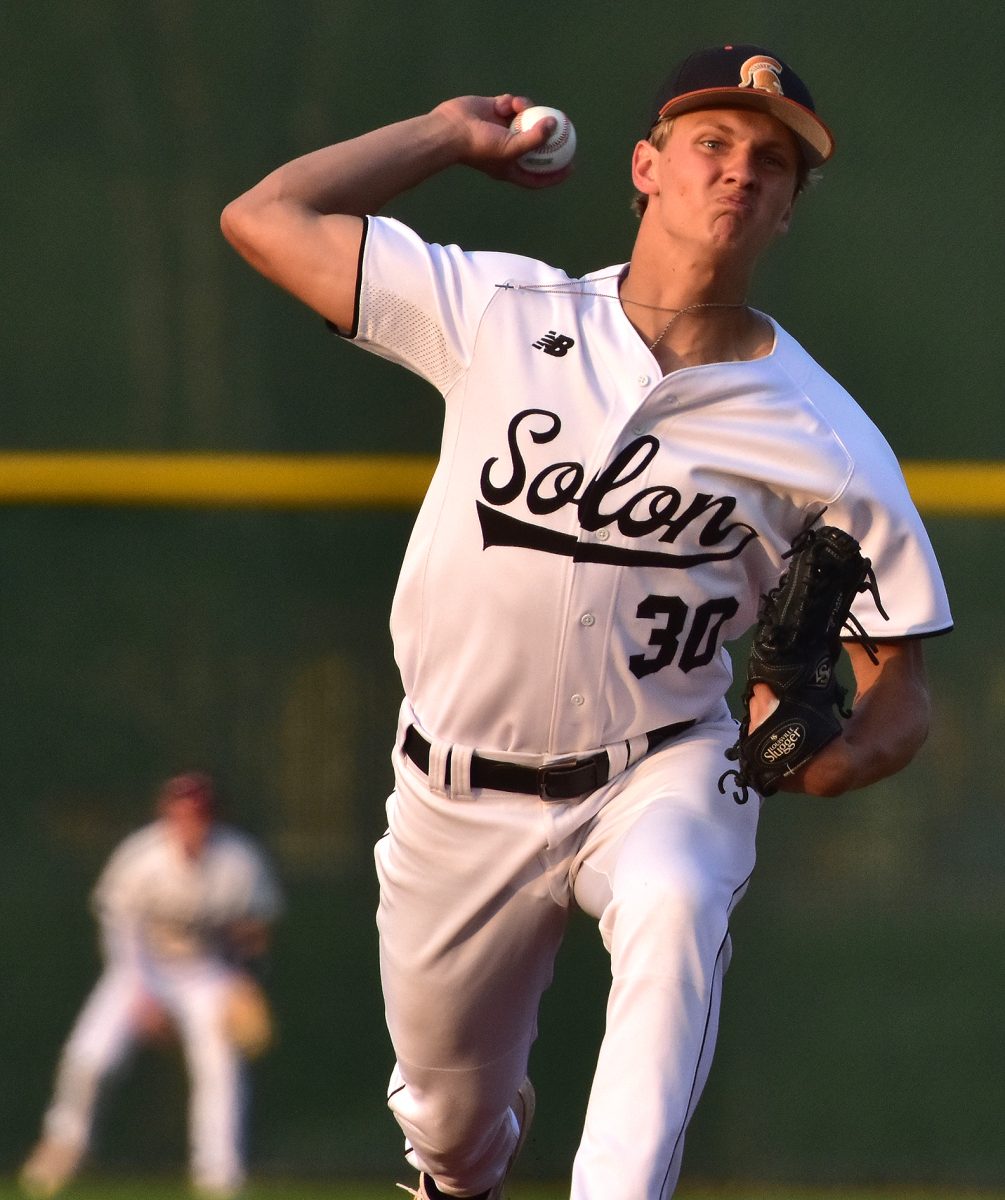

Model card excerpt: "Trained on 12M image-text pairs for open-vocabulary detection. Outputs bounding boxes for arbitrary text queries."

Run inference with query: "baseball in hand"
[509,105,576,174]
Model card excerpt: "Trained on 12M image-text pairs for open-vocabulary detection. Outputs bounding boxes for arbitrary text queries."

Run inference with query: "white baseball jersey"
[33,822,282,1196]
[347,215,952,759]
[92,820,283,970]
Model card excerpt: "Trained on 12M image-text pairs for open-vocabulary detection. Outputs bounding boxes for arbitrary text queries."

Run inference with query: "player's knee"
[394,1076,515,1188]
[611,863,726,957]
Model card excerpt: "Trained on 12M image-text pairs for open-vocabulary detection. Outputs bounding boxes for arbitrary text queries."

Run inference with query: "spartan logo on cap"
[739,54,784,96]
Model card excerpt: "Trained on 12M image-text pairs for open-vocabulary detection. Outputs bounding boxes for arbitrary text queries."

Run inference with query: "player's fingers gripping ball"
[509,105,577,174]
[221,973,275,1060]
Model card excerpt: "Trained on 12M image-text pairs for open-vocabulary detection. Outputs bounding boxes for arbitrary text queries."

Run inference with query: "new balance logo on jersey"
[532,330,575,357]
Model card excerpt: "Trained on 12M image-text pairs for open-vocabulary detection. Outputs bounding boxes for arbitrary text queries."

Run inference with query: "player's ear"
[631,139,660,199]
[775,197,796,236]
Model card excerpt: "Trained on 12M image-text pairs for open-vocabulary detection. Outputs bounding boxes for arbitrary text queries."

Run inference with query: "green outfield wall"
[3,0,1003,1192]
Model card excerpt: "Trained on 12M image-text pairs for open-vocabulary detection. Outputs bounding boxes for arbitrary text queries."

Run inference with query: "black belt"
[401,720,695,801]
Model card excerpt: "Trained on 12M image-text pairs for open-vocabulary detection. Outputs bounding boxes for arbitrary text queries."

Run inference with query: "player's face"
[162,794,214,857]
[634,107,800,261]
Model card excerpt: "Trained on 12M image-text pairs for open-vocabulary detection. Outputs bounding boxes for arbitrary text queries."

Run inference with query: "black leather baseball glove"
[719,524,888,804]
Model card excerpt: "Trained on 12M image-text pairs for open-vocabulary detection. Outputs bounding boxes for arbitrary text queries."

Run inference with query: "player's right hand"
[431,94,573,188]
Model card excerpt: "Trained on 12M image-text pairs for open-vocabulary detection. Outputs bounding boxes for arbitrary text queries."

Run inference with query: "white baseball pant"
[375,705,760,1199]
[40,961,247,1195]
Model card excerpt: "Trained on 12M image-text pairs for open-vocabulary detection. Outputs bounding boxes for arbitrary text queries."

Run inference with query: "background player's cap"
[159,771,216,812]
[648,44,835,167]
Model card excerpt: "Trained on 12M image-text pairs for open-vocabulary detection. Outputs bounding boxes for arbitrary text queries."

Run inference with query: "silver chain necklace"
[498,276,747,352]
[644,301,748,351]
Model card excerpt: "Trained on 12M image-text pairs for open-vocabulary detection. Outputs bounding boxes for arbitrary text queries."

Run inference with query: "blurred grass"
[4,1179,1005,1200]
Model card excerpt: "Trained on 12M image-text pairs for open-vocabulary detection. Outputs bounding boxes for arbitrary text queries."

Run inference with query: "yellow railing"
[0,454,1001,515]
[896,461,1004,515]
[0,454,434,509]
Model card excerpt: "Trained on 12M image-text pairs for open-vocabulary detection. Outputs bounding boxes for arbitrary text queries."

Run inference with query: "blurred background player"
[19,772,284,1200]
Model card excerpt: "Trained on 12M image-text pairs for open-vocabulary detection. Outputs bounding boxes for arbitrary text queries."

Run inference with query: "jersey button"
[570,693,585,707]
[580,613,596,627]
[596,528,610,541]
[637,374,650,387]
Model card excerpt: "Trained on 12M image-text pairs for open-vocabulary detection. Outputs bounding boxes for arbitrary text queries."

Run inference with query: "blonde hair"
[630,114,813,218]
[631,117,674,218]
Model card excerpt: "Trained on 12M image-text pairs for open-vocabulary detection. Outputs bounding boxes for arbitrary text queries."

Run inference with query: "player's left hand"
[221,972,274,1060]
[719,525,890,803]
[743,681,845,794]
[748,637,931,798]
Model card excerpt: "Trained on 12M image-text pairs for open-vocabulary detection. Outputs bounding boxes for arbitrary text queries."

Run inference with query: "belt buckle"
[536,756,594,801]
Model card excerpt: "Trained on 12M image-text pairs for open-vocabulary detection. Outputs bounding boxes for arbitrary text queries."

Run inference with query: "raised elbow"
[219,194,278,280]
[219,196,255,255]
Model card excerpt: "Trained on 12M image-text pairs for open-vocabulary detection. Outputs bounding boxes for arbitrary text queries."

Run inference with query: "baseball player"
[221,43,952,1200]
[19,773,283,1200]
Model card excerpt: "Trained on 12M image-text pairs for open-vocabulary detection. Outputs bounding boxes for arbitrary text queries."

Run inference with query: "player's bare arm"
[771,638,931,796]
[220,94,570,331]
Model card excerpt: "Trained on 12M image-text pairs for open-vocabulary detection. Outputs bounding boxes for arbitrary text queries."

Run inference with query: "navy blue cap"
[650,44,834,166]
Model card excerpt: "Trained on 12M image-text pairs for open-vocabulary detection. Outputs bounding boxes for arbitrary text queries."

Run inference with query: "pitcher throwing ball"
[222,43,952,1200]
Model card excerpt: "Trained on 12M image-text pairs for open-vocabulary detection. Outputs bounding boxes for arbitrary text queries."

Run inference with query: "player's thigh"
[572,717,759,942]
[169,972,240,1078]
[165,970,227,1039]
[63,969,145,1064]
[376,763,567,1065]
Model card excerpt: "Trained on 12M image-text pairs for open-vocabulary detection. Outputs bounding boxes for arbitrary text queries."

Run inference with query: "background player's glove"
[221,972,274,1060]
[719,525,888,804]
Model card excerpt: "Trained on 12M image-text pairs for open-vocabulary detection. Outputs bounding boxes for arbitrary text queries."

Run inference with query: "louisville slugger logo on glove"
[718,524,889,804]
